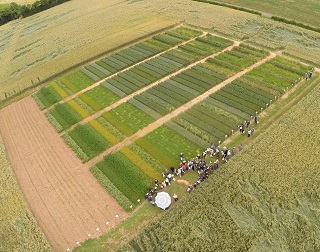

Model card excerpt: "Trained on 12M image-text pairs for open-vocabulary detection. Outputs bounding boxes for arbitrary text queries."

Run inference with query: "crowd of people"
[145,116,259,208]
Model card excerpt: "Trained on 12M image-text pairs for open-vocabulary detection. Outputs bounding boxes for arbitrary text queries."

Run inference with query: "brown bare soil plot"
[0,97,127,251]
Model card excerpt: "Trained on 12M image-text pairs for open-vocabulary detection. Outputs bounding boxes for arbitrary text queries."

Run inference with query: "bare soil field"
[0,96,128,251]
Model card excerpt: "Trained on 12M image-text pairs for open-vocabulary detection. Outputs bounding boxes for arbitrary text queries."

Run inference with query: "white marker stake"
[88,234,91,237]
[96,228,100,231]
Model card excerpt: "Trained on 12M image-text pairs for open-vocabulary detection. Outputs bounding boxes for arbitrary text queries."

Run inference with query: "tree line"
[0,0,70,26]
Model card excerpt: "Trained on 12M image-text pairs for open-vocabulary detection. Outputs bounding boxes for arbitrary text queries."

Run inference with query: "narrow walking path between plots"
[85,51,281,167]
[62,40,240,135]
[0,97,128,251]
[46,31,208,111]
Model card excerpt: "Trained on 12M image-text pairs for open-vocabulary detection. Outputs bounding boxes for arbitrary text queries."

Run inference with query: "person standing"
[173,193,178,202]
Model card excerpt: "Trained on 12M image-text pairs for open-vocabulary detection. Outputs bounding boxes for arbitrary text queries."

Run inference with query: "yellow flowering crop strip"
[67,99,90,118]
[89,119,119,145]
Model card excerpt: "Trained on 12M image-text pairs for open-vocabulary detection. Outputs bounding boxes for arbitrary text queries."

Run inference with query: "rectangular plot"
[148,88,182,107]
[96,60,118,73]
[165,121,211,149]
[107,56,128,68]
[144,38,171,51]
[78,93,102,111]
[155,55,184,68]
[205,96,250,120]
[84,85,120,109]
[130,68,157,82]
[135,65,162,79]
[117,49,142,62]
[136,42,160,54]
[118,72,145,88]
[162,53,189,65]
[120,146,160,181]
[106,102,154,135]
[51,103,82,130]
[67,99,91,118]
[91,62,111,76]
[166,48,199,62]
[85,65,106,79]
[125,70,150,85]
[142,62,167,76]
[51,82,68,98]
[134,94,169,115]
[166,79,199,96]
[89,119,119,145]
[171,27,202,38]
[60,78,79,93]
[171,76,206,93]
[101,81,127,98]
[115,76,141,91]
[105,78,134,94]
[211,93,256,116]
[131,45,153,57]
[96,160,141,203]
[161,81,195,99]
[153,34,183,45]
[112,53,134,66]
[101,58,123,71]
[128,98,162,119]
[80,67,100,82]
[65,70,95,90]
[154,85,188,104]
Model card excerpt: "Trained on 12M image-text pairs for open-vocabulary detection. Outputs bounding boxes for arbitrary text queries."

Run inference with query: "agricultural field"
[1,0,320,105]
[0,136,52,251]
[199,0,320,29]
[117,74,320,252]
[1,0,320,251]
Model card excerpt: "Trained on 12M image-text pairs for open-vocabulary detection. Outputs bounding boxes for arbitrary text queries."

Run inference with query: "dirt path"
[85,51,281,167]
[63,40,240,135]
[0,97,128,251]
[46,31,207,111]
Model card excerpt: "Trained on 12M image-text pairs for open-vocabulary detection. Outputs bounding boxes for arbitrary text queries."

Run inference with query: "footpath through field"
[0,97,128,251]
[85,50,281,167]
[47,31,208,111]
[63,40,240,134]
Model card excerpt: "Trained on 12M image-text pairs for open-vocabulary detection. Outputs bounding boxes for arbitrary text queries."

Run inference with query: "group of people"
[145,116,259,206]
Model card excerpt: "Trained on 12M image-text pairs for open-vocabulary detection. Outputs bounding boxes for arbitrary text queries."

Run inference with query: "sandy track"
[0,97,127,251]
